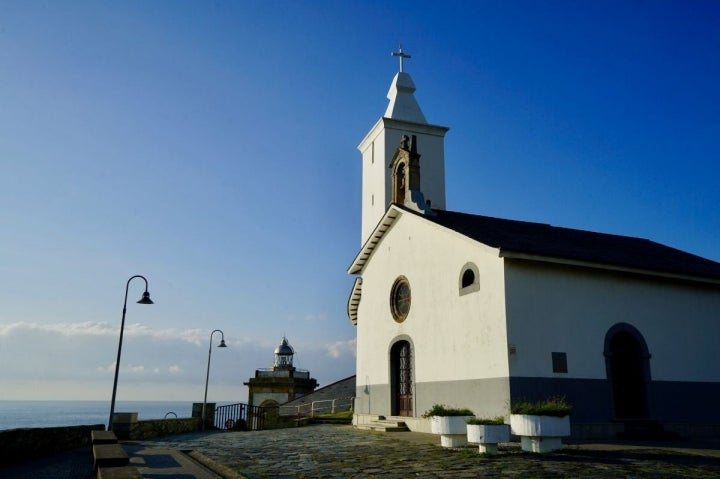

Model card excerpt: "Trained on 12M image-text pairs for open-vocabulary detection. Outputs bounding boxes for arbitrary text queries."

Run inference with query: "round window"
[390,276,411,322]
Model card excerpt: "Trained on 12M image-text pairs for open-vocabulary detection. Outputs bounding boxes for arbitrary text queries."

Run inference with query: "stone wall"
[128,417,202,440]
[0,418,203,466]
[0,424,104,466]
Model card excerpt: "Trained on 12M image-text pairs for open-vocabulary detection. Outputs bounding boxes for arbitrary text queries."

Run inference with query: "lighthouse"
[244,336,318,408]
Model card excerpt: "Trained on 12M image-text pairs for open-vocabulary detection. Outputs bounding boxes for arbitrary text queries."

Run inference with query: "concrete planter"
[510,414,570,453]
[467,423,510,455]
[430,416,473,448]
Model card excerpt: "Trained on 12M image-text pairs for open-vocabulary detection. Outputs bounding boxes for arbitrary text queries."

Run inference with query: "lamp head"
[218,339,227,348]
[137,291,154,305]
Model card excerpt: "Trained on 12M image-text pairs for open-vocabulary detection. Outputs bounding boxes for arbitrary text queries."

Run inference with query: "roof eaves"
[347,277,362,326]
[499,250,720,286]
[347,206,402,275]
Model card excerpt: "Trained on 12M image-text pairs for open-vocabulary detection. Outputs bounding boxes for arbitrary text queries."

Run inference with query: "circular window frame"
[390,276,411,322]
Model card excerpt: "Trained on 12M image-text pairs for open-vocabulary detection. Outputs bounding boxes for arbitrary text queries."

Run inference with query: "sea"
[0,400,202,431]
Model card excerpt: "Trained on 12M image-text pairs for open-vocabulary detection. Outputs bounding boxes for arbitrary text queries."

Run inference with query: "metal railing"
[278,397,355,418]
[214,403,265,431]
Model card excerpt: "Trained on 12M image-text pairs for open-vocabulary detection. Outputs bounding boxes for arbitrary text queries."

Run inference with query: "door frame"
[604,322,652,419]
[389,337,414,417]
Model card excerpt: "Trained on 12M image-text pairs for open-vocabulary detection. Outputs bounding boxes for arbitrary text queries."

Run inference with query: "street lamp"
[108,275,153,431]
[202,329,227,429]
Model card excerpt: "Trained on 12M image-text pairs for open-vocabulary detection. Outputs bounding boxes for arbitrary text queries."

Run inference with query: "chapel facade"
[347,51,720,438]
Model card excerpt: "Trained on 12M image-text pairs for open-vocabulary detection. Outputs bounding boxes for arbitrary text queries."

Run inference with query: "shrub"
[466,416,506,425]
[422,404,474,417]
[510,396,572,417]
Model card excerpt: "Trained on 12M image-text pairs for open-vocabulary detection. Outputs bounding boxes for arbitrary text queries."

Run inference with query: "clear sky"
[1,1,718,403]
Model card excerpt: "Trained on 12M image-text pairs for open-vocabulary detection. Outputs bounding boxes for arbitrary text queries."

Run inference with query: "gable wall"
[355,212,510,417]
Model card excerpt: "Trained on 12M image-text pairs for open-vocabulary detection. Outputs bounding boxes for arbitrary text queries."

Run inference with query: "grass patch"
[314,410,354,420]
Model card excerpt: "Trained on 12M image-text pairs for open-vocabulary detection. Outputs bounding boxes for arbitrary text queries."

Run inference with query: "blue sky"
[1,1,718,402]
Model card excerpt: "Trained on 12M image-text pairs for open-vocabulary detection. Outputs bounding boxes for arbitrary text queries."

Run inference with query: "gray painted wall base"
[357,377,720,426]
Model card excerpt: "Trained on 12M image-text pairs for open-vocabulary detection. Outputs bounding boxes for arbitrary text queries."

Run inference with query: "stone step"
[93,443,129,470]
[92,430,119,445]
[97,465,142,479]
[356,419,409,433]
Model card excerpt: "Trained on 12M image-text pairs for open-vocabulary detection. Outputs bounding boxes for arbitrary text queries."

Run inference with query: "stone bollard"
[192,402,216,429]
[112,412,138,440]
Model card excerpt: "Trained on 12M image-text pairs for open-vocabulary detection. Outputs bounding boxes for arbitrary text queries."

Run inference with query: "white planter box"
[510,414,570,453]
[430,415,472,435]
[430,415,472,448]
[467,423,510,455]
[467,424,510,444]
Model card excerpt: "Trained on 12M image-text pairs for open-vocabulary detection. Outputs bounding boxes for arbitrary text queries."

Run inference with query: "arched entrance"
[390,340,413,416]
[604,323,651,419]
[259,399,280,428]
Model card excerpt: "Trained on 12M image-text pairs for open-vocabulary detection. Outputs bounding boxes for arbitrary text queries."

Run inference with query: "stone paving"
[142,424,720,479]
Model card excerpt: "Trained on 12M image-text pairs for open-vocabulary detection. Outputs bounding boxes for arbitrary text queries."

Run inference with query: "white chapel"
[347,50,720,438]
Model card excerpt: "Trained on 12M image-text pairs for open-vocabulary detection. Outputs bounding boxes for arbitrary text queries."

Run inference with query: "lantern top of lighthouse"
[273,336,294,369]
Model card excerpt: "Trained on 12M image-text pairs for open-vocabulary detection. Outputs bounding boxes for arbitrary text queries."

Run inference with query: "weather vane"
[391,44,411,73]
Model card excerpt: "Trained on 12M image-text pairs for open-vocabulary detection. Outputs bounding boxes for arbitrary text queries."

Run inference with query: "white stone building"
[347,55,720,437]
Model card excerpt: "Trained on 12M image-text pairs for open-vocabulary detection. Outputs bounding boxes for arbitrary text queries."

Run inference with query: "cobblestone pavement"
[142,424,720,479]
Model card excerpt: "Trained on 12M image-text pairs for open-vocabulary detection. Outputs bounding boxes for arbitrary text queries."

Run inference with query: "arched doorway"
[604,323,651,419]
[390,340,413,416]
[259,399,280,429]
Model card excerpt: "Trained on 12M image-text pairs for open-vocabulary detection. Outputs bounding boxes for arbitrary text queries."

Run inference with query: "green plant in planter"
[466,416,505,425]
[422,404,474,417]
[510,396,572,417]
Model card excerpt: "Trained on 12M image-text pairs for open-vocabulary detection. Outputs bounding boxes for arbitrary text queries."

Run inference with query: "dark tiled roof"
[417,208,720,281]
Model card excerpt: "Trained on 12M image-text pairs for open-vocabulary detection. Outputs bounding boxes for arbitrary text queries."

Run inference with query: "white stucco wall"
[354,211,510,415]
[503,259,720,382]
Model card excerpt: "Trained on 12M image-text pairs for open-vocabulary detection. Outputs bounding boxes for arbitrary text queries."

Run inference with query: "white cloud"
[96,362,160,375]
[302,313,327,322]
[0,320,207,345]
[97,362,115,373]
[325,338,356,359]
[0,320,356,401]
[0,321,114,337]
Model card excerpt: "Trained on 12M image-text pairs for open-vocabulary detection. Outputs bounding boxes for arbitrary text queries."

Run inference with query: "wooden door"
[391,341,413,416]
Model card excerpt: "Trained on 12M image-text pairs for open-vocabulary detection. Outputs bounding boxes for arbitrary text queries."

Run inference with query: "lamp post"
[108,275,154,431]
[202,329,227,430]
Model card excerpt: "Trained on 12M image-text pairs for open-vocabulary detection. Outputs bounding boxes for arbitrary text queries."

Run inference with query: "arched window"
[459,262,480,295]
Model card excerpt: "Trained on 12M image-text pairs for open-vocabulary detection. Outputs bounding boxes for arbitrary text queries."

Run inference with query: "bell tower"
[357,47,449,244]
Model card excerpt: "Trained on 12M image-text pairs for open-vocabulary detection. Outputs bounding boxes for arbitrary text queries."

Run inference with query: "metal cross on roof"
[391,45,411,73]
